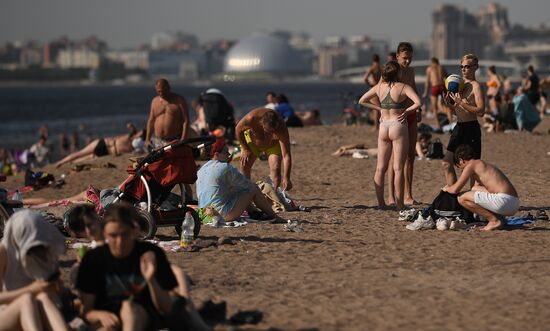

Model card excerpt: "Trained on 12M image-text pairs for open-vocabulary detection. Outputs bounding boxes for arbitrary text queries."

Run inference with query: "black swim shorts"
[446,120,481,159]
[93,138,109,157]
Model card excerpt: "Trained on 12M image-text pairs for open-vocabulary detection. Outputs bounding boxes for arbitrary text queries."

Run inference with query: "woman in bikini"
[359,61,421,210]
[55,129,146,168]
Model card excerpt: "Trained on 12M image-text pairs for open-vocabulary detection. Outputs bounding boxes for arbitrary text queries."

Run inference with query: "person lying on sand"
[332,143,378,157]
[55,129,146,168]
[442,144,519,231]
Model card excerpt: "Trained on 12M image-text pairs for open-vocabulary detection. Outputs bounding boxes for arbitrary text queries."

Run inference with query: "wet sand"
[4,117,550,331]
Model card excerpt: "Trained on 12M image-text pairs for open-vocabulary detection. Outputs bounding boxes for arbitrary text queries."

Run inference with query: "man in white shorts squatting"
[442,144,519,231]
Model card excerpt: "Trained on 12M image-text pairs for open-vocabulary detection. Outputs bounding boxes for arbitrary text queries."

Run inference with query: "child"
[415,132,432,159]
[442,144,519,231]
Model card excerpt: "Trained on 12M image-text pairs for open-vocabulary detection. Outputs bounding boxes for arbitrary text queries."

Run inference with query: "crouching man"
[76,203,179,331]
[442,144,519,231]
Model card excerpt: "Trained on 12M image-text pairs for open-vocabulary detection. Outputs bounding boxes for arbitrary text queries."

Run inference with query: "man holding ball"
[442,54,486,186]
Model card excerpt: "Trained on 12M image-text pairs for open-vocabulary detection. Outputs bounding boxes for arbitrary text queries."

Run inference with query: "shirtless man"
[442,54,485,186]
[363,54,382,130]
[443,144,519,231]
[388,42,422,206]
[422,57,445,122]
[145,79,190,149]
[236,108,292,191]
[363,54,382,87]
[55,130,145,168]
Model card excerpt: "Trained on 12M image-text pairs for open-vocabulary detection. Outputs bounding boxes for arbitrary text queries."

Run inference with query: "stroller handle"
[139,135,217,169]
[167,136,217,150]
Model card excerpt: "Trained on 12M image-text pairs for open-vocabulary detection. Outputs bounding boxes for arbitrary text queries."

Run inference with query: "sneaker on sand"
[406,214,435,230]
[449,217,468,230]
[436,217,451,231]
[398,208,417,222]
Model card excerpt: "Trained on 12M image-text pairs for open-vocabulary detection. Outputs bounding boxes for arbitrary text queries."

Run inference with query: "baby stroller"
[112,136,216,239]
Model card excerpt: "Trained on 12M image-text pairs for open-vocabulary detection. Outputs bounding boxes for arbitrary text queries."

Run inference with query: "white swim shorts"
[474,191,520,216]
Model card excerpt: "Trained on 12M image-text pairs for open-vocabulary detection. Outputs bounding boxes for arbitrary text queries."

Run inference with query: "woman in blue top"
[275,94,303,127]
[196,139,284,222]
[359,61,421,210]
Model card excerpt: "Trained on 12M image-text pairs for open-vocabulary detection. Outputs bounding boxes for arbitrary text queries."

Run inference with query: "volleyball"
[445,74,465,93]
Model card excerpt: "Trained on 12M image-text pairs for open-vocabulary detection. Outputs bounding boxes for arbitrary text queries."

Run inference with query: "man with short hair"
[388,42,422,206]
[145,79,190,149]
[443,144,519,231]
[422,57,446,121]
[236,108,293,191]
[442,54,485,186]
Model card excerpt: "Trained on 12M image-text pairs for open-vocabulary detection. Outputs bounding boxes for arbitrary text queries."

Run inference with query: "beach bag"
[427,139,444,159]
[24,169,55,189]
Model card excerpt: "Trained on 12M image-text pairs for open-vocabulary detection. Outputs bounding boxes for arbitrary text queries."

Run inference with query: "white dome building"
[224,34,308,75]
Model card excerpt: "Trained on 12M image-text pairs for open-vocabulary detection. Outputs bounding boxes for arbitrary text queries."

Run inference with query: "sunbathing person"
[296,109,323,126]
[0,210,69,331]
[443,144,519,231]
[55,129,146,168]
[331,143,378,158]
[197,139,286,223]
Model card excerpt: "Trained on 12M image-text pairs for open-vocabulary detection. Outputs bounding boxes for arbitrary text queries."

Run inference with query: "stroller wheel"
[174,207,201,239]
[136,209,157,239]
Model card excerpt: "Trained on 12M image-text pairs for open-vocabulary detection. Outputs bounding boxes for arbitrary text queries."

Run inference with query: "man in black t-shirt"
[76,204,177,330]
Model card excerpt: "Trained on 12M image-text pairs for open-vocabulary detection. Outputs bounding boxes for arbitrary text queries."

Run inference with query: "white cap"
[206,88,222,95]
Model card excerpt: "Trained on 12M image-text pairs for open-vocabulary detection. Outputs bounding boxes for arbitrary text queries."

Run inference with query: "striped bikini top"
[380,84,407,109]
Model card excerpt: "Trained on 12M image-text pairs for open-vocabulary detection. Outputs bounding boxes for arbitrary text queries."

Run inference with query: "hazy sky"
[1,0,549,48]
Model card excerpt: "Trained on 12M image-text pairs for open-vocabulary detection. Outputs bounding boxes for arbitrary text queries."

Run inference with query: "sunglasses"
[460,64,476,69]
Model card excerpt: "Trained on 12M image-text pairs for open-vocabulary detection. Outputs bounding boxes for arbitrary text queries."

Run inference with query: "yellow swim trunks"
[243,129,281,157]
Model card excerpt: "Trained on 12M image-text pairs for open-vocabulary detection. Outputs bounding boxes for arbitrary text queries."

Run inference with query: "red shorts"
[431,84,444,97]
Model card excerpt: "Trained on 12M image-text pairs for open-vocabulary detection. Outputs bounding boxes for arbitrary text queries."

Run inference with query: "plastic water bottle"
[180,212,195,248]
[12,189,23,212]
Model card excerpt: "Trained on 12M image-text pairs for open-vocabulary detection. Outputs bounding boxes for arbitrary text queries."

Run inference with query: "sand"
[3,117,550,331]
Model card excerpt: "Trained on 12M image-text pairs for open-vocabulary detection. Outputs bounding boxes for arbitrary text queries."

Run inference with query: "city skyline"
[1,0,550,48]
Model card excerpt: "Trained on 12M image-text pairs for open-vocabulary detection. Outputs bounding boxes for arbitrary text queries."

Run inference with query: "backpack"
[427,139,444,159]
[429,190,463,219]
[201,93,235,129]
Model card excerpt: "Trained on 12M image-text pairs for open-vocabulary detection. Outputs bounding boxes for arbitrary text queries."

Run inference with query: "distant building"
[151,32,198,51]
[148,49,206,80]
[57,49,101,69]
[19,42,42,67]
[432,4,486,60]
[224,33,309,76]
[431,2,550,74]
[202,39,235,77]
[318,46,348,77]
[105,50,149,70]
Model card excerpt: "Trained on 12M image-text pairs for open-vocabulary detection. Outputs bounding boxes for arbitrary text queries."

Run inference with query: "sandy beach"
[3,117,550,331]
